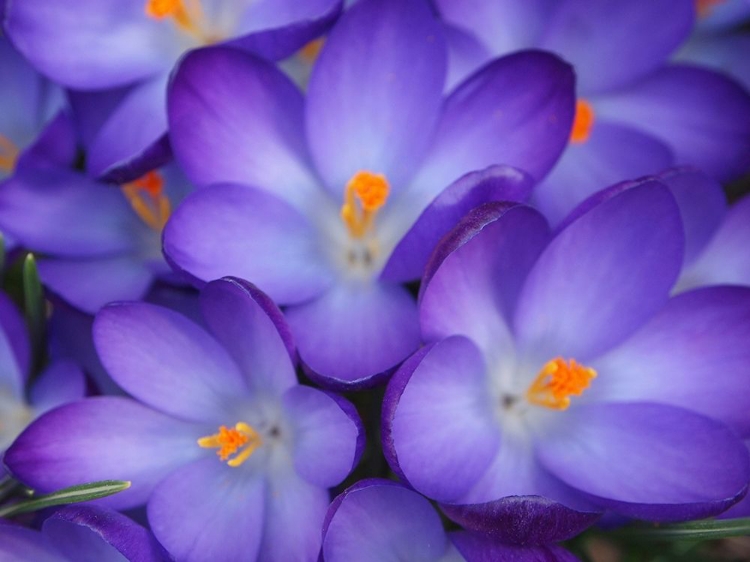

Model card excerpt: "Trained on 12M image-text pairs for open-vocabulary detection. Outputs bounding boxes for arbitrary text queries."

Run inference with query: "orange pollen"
[121,170,171,232]
[340,171,390,238]
[696,0,726,18]
[569,99,595,144]
[526,357,597,410]
[0,135,20,173]
[145,0,207,40]
[299,38,325,64]
[197,422,262,468]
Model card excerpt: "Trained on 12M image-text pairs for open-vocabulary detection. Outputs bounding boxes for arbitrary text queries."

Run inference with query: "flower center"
[121,170,172,232]
[197,422,263,468]
[145,0,214,43]
[0,135,20,173]
[569,99,595,144]
[696,0,726,18]
[526,357,597,410]
[299,38,325,65]
[340,171,390,239]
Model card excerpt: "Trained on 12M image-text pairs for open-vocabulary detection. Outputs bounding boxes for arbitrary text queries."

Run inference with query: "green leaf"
[612,517,750,542]
[0,480,131,518]
[23,253,44,336]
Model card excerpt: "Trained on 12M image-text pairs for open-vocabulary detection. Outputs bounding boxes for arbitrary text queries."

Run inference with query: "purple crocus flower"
[0,505,170,561]
[322,479,579,561]
[4,0,341,180]
[436,0,750,224]
[0,291,84,459]
[163,0,575,388]
[383,181,750,543]
[5,277,363,562]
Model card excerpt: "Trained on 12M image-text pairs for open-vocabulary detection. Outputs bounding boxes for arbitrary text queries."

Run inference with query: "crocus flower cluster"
[0,0,749,561]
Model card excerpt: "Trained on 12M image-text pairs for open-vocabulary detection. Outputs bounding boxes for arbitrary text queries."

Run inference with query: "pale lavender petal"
[306,0,446,196]
[0,526,63,562]
[514,182,683,361]
[93,302,247,423]
[29,359,86,414]
[0,292,29,391]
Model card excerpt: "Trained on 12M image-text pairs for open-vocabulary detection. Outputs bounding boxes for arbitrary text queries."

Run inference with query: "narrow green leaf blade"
[22,253,44,337]
[0,480,131,518]
[612,517,750,542]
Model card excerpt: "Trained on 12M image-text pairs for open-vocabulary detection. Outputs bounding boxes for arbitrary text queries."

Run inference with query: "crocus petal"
[38,256,155,315]
[514,182,683,361]
[0,167,137,257]
[441,496,600,546]
[382,165,534,283]
[281,386,359,488]
[4,397,202,509]
[411,50,574,207]
[168,46,318,209]
[419,203,550,364]
[442,22,493,92]
[540,0,694,94]
[589,286,750,436]
[0,292,29,391]
[163,183,334,305]
[306,0,446,196]
[532,122,674,226]
[5,0,180,88]
[595,65,750,181]
[323,479,453,562]
[450,532,581,561]
[147,458,265,562]
[384,337,500,503]
[657,167,727,268]
[43,506,172,562]
[0,526,64,562]
[93,302,247,423]
[286,281,420,389]
[678,194,750,289]
[15,110,77,173]
[200,278,297,395]
[678,33,750,91]
[536,402,750,521]
[29,359,86,414]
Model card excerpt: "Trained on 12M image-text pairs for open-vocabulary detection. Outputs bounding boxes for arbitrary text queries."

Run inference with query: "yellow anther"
[526,357,597,410]
[145,0,209,42]
[299,38,325,64]
[569,99,595,144]
[340,171,390,238]
[121,170,171,232]
[0,135,20,173]
[198,422,262,468]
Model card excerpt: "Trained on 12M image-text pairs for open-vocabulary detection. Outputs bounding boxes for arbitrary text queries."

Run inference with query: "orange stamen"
[340,171,390,239]
[569,99,595,144]
[526,357,597,410]
[0,135,20,173]
[696,0,726,18]
[121,171,171,232]
[198,422,263,467]
[145,0,207,40]
[299,38,325,65]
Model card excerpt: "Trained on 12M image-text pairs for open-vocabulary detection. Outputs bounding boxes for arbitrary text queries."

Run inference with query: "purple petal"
[322,479,452,562]
[532,121,674,226]
[29,359,86,414]
[382,165,534,283]
[147,458,264,562]
[0,292,30,390]
[450,531,581,562]
[200,278,297,395]
[4,397,202,509]
[411,50,574,203]
[5,0,179,88]
[540,0,694,93]
[441,22,493,92]
[441,496,600,546]
[419,203,550,363]
[589,286,750,435]
[536,402,750,521]
[168,46,318,209]
[306,0,446,196]
[93,302,247,423]
[286,281,420,389]
[514,182,683,361]
[43,505,171,562]
[0,526,63,562]
[38,256,155,315]
[595,65,750,181]
[0,167,137,257]
[163,183,334,305]
[657,167,727,267]
[15,111,78,173]
[678,194,750,289]
[281,385,359,487]
[678,32,750,91]
[384,336,500,503]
